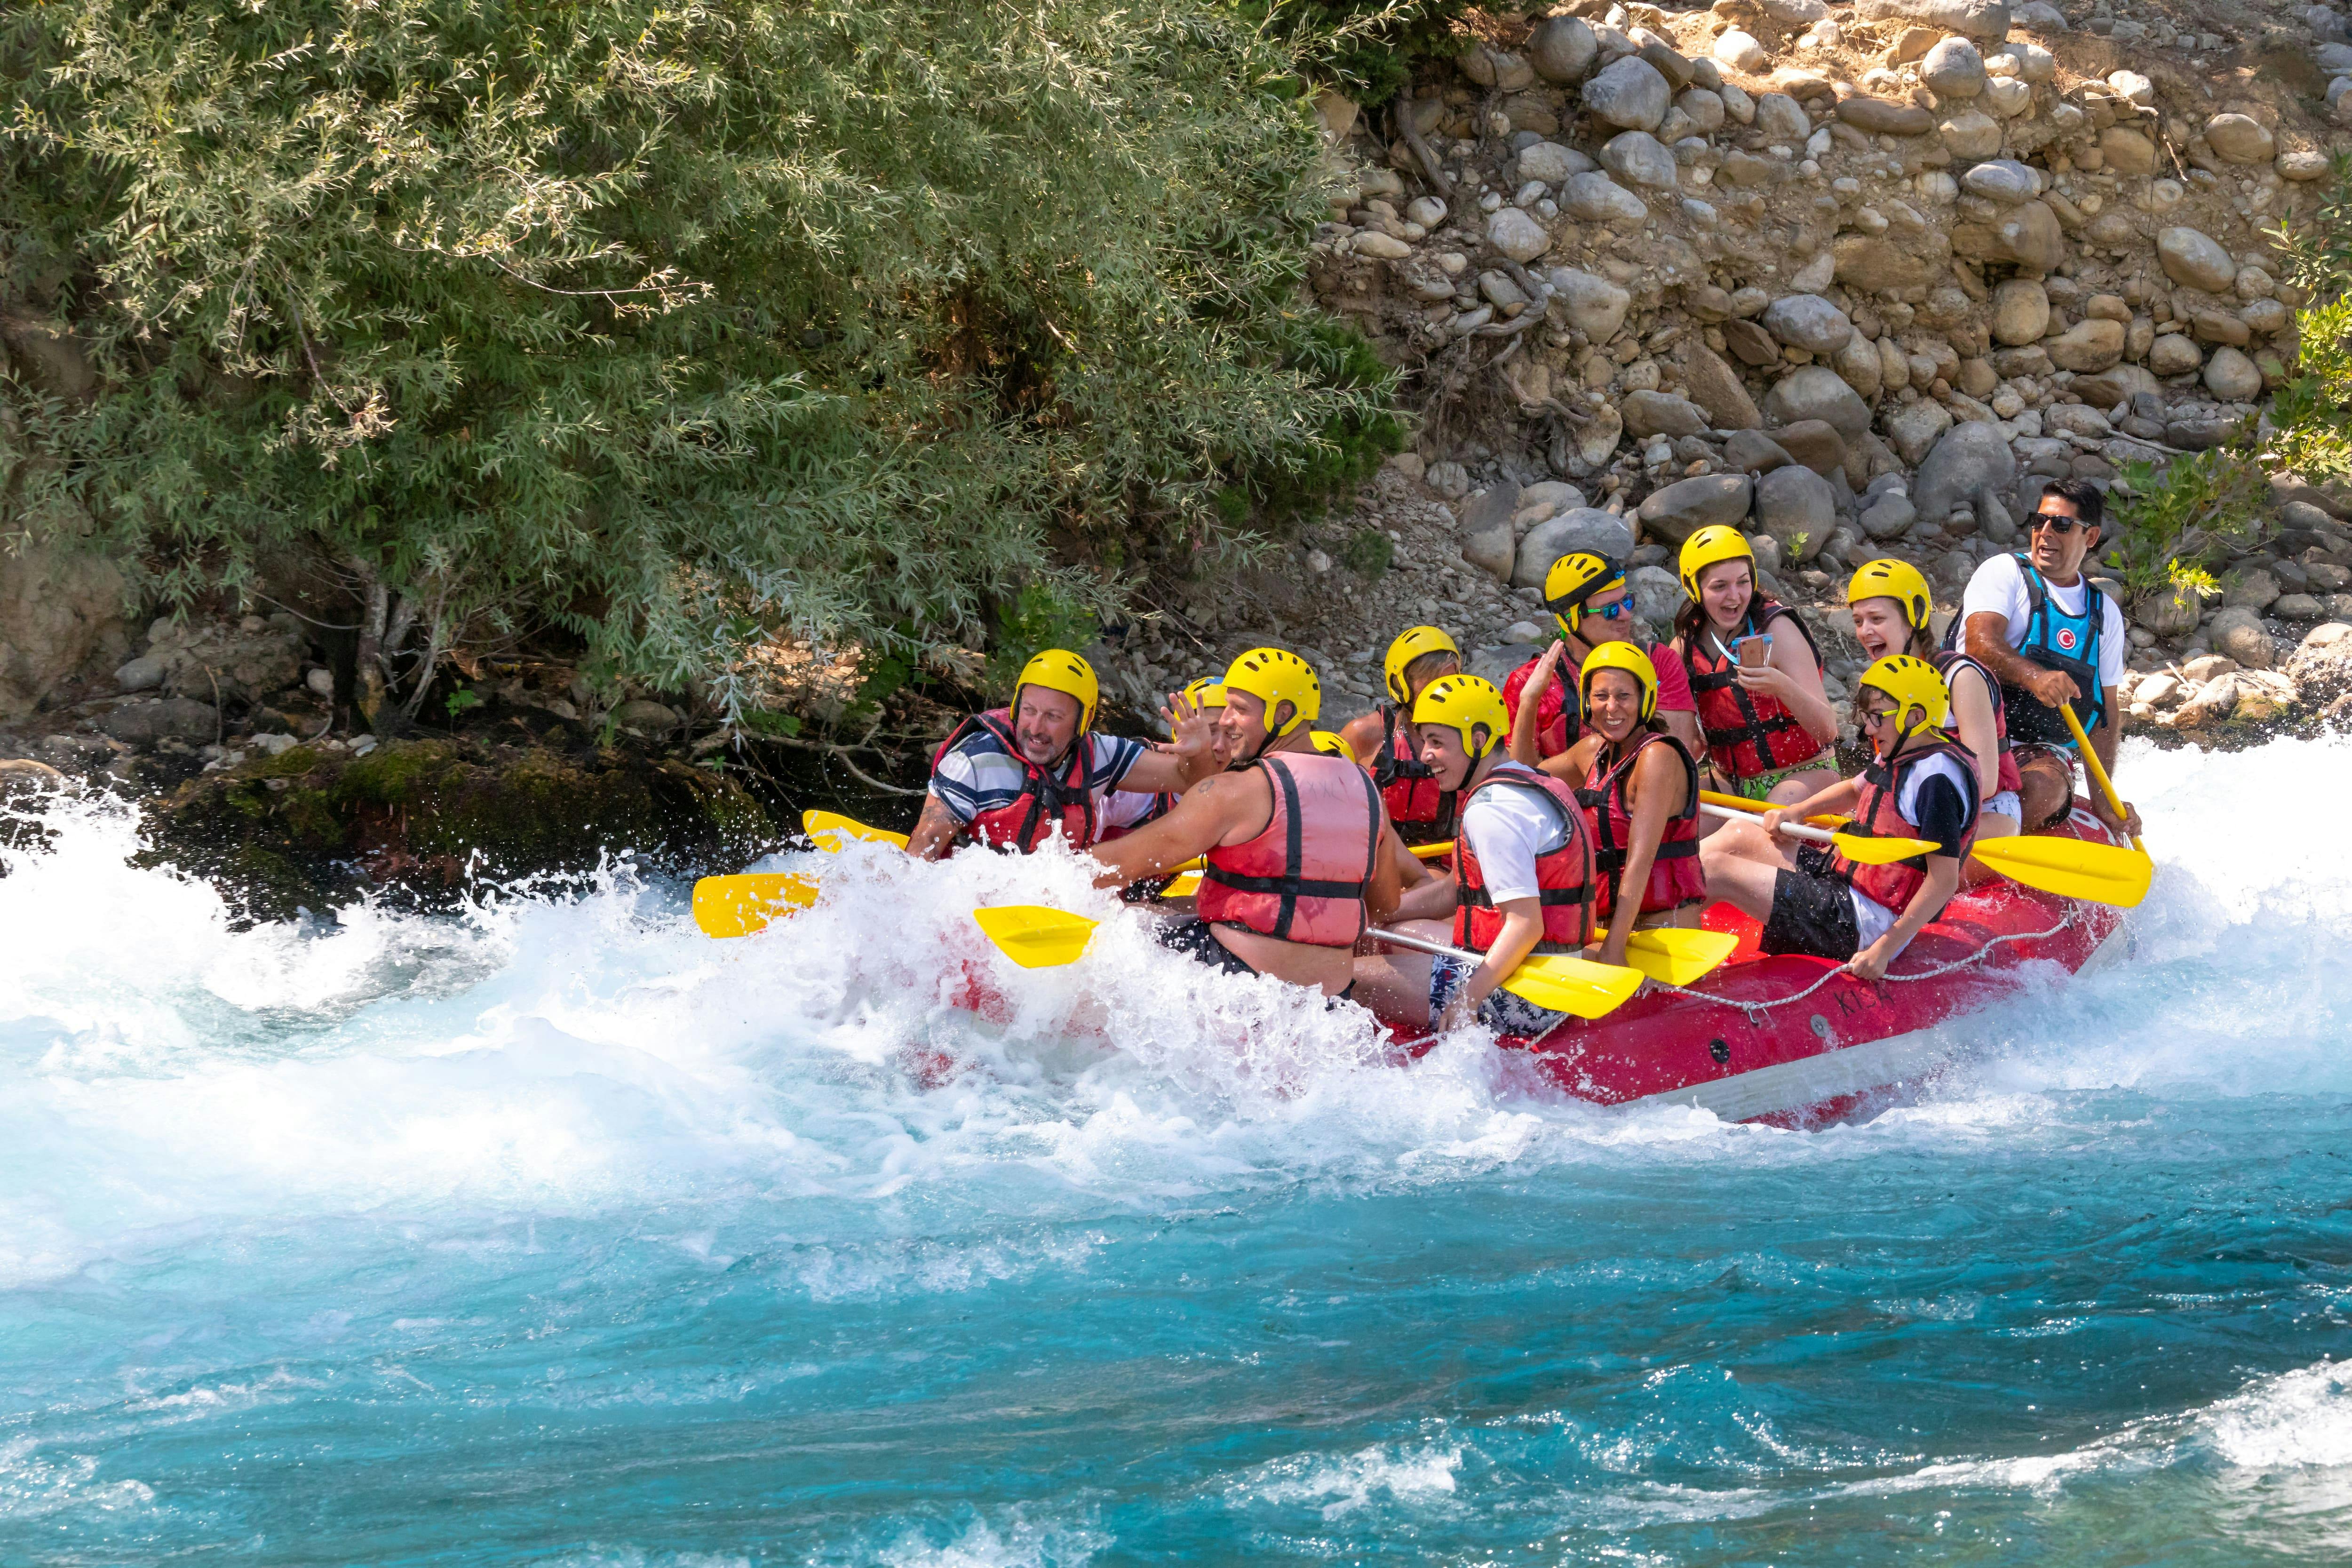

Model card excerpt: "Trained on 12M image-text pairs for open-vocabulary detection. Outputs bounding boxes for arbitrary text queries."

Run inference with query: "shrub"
[0,0,1398,720]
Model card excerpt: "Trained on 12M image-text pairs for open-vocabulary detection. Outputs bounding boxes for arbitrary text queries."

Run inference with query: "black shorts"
[1157,917,1260,978]
[1762,868,1860,963]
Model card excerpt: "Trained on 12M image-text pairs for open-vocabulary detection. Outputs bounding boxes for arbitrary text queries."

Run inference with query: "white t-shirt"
[1461,779,1578,906]
[1959,552,2126,691]
[1098,786,1168,832]
[1850,750,1977,952]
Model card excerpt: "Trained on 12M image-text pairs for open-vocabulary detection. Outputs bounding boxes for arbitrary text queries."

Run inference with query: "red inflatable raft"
[939,803,2128,1126]
[1438,800,2129,1124]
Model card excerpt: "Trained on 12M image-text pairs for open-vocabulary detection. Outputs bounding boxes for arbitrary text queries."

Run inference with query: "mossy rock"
[142,738,779,921]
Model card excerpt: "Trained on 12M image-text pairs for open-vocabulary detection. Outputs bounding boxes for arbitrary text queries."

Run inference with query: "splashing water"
[2,735,2350,1564]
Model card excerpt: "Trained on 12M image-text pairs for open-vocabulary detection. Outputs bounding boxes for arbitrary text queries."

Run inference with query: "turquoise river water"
[3,733,2351,1566]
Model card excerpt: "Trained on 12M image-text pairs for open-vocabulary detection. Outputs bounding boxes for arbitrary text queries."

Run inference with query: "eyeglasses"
[1859,704,1899,727]
[1586,597,1630,621]
[2030,511,2083,535]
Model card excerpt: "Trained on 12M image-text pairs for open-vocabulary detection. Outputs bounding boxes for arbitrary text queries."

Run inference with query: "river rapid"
[2,733,2350,1566]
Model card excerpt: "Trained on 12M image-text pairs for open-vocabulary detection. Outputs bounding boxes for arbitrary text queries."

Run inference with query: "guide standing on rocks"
[1957,480,2142,839]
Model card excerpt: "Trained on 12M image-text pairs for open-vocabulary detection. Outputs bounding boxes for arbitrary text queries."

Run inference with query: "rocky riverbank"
[1084,0,2352,744]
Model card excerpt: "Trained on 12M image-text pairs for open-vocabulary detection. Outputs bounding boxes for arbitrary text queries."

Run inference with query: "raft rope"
[1394,906,2085,1054]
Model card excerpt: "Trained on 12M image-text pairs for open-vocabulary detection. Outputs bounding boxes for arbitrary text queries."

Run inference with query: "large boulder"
[100,696,220,747]
[1854,0,2012,41]
[2204,113,2275,165]
[1754,93,1812,145]
[2285,621,2352,705]
[1637,474,1754,542]
[1561,172,1650,224]
[1993,278,2050,345]
[1600,130,1679,189]
[1954,199,2065,272]
[1837,96,1936,135]
[1582,56,1670,131]
[1513,509,1638,589]
[1487,207,1552,262]
[1753,465,1836,561]
[2208,606,2276,669]
[1528,15,1599,82]
[1763,366,1871,439]
[1884,400,1955,466]
[2045,318,2127,373]
[1913,422,2016,526]
[1681,343,1763,430]
[1517,142,1592,183]
[2204,346,2264,401]
[2158,227,2237,292]
[1761,294,1854,355]
[1622,390,1712,438]
[1629,564,1684,632]
[1921,36,1986,97]
[1548,268,1632,339]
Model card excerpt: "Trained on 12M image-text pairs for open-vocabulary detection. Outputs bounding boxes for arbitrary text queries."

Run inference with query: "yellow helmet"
[1308,729,1358,763]
[1579,639,1660,724]
[1411,674,1510,760]
[1014,648,1098,733]
[1678,525,1755,602]
[1856,653,1948,742]
[1847,558,1934,635]
[1222,647,1321,738]
[1381,625,1461,705]
[1543,551,1628,637]
[1182,676,1227,710]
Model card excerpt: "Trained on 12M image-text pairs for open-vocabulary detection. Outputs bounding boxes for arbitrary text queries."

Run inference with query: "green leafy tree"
[1,0,1398,720]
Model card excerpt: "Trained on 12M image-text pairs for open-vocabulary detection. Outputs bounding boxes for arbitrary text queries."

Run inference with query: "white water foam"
[0,734,2345,1292]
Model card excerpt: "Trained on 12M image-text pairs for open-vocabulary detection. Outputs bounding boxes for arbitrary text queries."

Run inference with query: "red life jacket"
[1930,648,2024,796]
[1684,601,1827,780]
[1452,761,1596,955]
[1199,753,1381,948]
[1576,731,1705,922]
[1831,732,1981,913]
[1371,702,1459,845]
[929,707,1096,853]
[1501,653,1582,759]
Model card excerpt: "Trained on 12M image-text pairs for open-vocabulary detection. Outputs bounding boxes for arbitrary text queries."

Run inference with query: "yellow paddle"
[692,872,820,938]
[1699,801,1936,864]
[1967,832,2152,907]
[1702,771,2151,908]
[804,810,909,852]
[2061,702,2147,854]
[1621,927,1741,986]
[969,907,1646,1019]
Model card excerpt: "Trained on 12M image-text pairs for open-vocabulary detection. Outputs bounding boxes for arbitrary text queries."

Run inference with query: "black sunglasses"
[2030,510,2085,535]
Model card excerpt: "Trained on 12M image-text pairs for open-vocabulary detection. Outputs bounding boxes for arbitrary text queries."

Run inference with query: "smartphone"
[1736,633,1773,669]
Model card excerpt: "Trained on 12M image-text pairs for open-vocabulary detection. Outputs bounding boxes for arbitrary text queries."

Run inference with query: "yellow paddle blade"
[692,873,820,939]
[1621,928,1740,987]
[971,905,1101,969]
[1829,829,1939,865]
[1971,834,2153,908]
[804,810,909,852]
[1158,870,1203,899]
[1496,954,1645,1019]
[1411,841,1454,861]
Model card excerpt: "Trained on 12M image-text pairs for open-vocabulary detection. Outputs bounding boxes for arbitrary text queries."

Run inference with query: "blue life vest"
[1998,554,2108,745]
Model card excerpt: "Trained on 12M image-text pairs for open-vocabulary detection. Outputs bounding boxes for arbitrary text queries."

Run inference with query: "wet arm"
[1086,778,1231,888]
[906,792,965,861]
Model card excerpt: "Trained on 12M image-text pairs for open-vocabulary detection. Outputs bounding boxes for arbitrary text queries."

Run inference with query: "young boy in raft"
[1338,626,1463,847]
[1845,558,2021,852]
[1670,527,1841,805]
[1348,675,1597,1035]
[1507,643,1706,969]
[1700,656,1979,983]
[909,650,1218,860]
[1088,647,1407,997]
[1501,552,1702,762]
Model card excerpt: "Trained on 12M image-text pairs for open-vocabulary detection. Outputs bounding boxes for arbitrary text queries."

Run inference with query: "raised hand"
[1162,689,1209,758]
[1526,637,1568,697]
